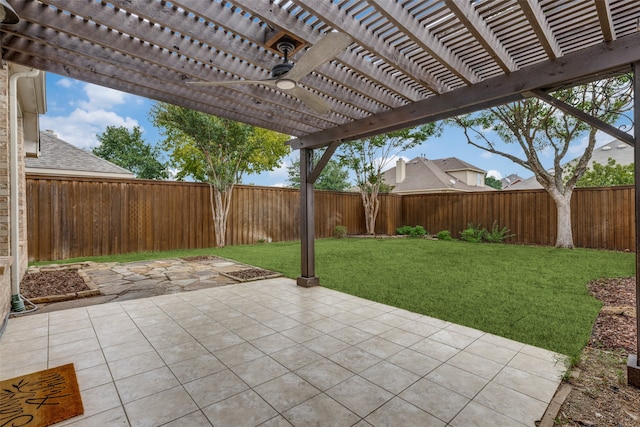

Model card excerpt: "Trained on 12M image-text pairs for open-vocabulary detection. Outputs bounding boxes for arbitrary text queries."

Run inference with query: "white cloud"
[56,78,74,88]
[486,170,502,179]
[80,84,129,111]
[480,151,492,159]
[40,83,140,149]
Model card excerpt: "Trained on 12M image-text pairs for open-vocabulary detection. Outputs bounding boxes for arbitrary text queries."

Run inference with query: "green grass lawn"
[41,239,635,359]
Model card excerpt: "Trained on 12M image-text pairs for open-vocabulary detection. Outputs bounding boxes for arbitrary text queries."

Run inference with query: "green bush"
[436,230,452,240]
[482,220,514,243]
[333,225,348,239]
[396,225,427,237]
[460,221,514,243]
[460,223,484,243]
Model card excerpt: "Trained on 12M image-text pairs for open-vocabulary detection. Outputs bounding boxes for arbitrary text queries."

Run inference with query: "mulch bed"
[223,268,281,281]
[181,255,223,261]
[20,270,90,298]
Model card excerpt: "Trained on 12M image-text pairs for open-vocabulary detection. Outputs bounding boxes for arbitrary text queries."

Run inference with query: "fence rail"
[27,175,635,261]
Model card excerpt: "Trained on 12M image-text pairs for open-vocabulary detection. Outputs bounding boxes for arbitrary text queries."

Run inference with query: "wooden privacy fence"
[27,175,634,261]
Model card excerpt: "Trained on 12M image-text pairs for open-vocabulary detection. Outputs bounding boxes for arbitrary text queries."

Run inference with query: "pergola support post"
[297,147,319,287]
[296,143,340,287]
[629,60,640,388]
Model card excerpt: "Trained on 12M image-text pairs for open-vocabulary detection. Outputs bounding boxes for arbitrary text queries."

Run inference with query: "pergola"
[2,0,640,385]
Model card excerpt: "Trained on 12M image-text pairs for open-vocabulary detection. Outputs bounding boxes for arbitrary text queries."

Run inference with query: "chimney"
[396,159,406,183]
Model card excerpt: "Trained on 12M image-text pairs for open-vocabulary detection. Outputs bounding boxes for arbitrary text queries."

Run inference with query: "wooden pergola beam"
[290,32,640,150]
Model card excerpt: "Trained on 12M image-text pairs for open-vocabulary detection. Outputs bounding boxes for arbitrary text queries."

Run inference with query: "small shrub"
[436,230,452,240]
[459,223,483,243]
[396,225,427,237]
[333,225,348,239]
[482,220,514,243]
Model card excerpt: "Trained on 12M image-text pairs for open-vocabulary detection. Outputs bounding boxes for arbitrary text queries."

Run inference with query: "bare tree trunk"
[209,183,233,248]
[548,187,574,248]
[360,189,380,235]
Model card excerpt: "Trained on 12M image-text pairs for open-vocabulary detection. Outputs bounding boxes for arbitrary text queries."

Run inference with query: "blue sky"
[41,72,617,187]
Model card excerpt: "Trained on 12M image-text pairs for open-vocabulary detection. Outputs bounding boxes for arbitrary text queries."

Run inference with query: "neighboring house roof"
[501,173,524,189]
[508,139,633,190]
[25,130,136,179]
[382,156,492,194]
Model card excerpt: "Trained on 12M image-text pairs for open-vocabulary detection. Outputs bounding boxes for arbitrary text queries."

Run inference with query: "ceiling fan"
[187,31,353,114]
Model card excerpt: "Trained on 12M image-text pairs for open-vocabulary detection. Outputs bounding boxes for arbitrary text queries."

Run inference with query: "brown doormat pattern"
[0,363,84,427]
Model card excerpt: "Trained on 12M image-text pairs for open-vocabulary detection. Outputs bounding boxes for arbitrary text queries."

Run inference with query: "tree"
[485,176,502,190]
[150,103,289,247]
[287,149,351,191]
[338,125,438,234]
[570,157,634,187]
[93,126,168,179]
[451,75,632,248]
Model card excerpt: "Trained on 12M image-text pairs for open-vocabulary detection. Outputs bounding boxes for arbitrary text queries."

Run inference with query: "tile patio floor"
[0,277,566,426]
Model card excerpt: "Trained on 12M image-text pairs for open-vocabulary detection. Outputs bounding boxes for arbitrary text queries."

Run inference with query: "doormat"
[0,363,84,427]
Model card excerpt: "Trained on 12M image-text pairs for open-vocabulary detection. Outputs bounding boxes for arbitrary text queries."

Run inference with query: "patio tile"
[493,366,560,402]
[49,318,92,335]
[425,363,489,399]
[108,350,166,380]
[480,333,526,352]
[280,325,325,343]
[184,321,227,339]
[146,329,195,349]
[0,361,48,381]
[365,397,445,427]
[124,385,199,427]
[199,330,245,352]
[374,312,411,327]
[329,326,373,345]
[307,317,346,334]
[59,406,128,426]
[329,346,382,373]
[302,334,350,357]
[96,328,146,348]
[360,361,420,394]
[203,390,278,427]
[220,314,260,331]
[397,321,442,338]
[379,327,423,347]
[169,353,226,383]
[102,339,155,362]
[387,348,442,376]
[49,348,106,371]
[465,339,519,364]
[75,364,113,391]
[251,333,298,354]
[259,415,294,426]
[353,319,394,335]
[411,338,459,362]
[70,382,122,422]
[508,352,566,382]
[231,355,289,387]
[448,350,504,379]
[399,378,470,422]
[49,337,101,360]
[283,393,360,426]
[0,335,48,354]
[162,411,212,427]
[234,323,276,341]
[156,340,209,364]
[450,401,527,427]
[184,369,249,407]
[213,342,265,367]
[115,366,179,403]
[473,382,548,426]
[295,358,354,391]
[49,308,90,324]
[356,336,404,359]
[326,375,393,418]
[271,344,323,371]
[254,372,320,413]
[429,329,477,349]
[3,314,48,332]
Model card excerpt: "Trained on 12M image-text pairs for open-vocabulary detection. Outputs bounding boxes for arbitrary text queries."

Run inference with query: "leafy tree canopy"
[485,176,502,190]
[93,125,168,180]
[287,150,351,191]
[571,158,634,187]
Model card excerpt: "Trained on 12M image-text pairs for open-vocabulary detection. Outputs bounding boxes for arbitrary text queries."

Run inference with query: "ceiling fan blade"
[285,32,353,82]
[186,78,277,87]
[289,86,331,114]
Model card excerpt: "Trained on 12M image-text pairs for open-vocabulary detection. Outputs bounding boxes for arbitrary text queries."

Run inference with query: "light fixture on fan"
[0,0,19,25]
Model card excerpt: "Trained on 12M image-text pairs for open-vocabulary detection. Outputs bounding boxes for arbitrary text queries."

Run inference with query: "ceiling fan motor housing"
[272,62,293,78]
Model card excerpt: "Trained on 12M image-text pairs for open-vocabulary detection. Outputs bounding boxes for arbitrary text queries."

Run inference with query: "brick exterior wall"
[0,64,30,329]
